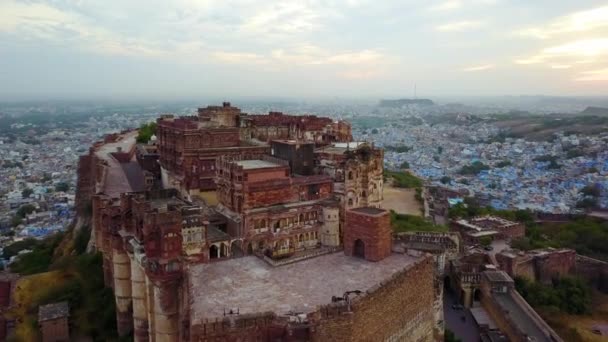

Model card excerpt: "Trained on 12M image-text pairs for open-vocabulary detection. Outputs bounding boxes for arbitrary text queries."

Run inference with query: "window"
[348,171,353,180]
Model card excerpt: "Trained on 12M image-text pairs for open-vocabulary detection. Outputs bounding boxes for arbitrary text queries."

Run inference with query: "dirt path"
[382,184,422,216]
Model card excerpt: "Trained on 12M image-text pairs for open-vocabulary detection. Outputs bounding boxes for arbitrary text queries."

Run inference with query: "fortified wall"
[83,102,441,342]
[188,256,437,342]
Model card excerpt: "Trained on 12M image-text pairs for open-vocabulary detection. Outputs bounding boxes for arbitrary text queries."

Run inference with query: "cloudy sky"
[1,0,607,100]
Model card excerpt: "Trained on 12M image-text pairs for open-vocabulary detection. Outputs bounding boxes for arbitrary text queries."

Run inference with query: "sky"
[1,0,608,100]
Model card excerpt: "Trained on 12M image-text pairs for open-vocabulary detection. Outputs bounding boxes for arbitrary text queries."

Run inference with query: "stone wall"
[75,154,94,216]
[576,255,608,293]
[312,257,436,342]
[187,257,437,342]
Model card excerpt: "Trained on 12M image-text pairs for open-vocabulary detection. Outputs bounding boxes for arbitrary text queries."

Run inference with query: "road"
[444,289,481,342]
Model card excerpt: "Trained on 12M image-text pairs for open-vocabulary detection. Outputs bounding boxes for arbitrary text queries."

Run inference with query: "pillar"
[131,255,149,341]
[153,281,179,342]
[112,245,133,336]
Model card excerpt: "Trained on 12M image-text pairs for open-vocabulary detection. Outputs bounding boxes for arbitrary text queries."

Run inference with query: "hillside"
[379,98,434,107]
[581,106,608,116]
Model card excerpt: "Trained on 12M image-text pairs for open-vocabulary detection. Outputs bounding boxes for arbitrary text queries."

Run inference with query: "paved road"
[444,290,481,342]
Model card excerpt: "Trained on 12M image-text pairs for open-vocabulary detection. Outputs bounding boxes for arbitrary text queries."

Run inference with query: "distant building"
[38,301,69,342]
[451,215,524,244]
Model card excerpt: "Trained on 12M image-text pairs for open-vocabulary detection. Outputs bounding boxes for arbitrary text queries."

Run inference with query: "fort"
[76,102,440,341]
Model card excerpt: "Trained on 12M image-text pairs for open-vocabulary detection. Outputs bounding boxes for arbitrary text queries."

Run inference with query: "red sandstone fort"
[76,102,440,341]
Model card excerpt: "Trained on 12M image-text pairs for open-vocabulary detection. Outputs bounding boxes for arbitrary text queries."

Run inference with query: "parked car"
[452,304,464,310]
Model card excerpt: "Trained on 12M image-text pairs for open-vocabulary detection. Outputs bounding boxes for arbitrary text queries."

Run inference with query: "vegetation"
[10,233,64,275]
[534,155,558,163]
[581,184,601,198]
[74,225,91,255]
[1,160,24,169]
[390,210,447,233]
[479,236,492,247]
[17,204,36,218]
[399,161,410,169]
[458,161,489,175]
[566,149,584,159]
[515,276,592,315]
[2,238,40,259]
[496,160,512,168]
[533,154,564,168]
[21,188,33,198]
[384,145,412,153]
[450,197,608,261]
[55,182,70,192]
[7,227,121,341]
[384,170,423,188]
[440,176,452,185]
[444,329,462,342]
[136,121,157,144]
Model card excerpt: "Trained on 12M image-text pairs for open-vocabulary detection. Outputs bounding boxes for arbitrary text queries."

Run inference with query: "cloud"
[515,39,608,66]
[463,64,495,72]
[515,5,608,39]
[436,20,484,32]
[550,64,571,69]
[429,1,462,11]
[212,51,266,65]
[576,68,608,81]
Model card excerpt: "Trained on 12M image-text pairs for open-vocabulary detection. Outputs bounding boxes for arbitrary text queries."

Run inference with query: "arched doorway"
[231,241,243,258]
[210,245,219,259]
[473,288,482,307]
[246,243,253,255]
[354,239,365,258]
[443,276,452,294]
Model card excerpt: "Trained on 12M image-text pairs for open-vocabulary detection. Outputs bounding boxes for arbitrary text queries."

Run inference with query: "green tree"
[399,161,410,169]
[10,215,23,227]
[581,184,600,197]
[444,329,462,342]
[459,161,490,175]
[136,122,158,144]
[479,236,492,247]
[437,146,443,154]
[21,188,33,198]
[496,160,512,168]
[17,204,36,218]
[371,128,378,134]
[55,182,69,192]
[440,176,451,185]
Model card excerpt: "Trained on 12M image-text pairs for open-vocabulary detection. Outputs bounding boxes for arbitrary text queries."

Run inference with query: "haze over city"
[1,0,608,100]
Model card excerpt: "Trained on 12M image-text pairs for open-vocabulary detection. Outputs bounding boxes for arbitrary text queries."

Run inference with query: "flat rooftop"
[188,252,420,323]
[235,159,281,170]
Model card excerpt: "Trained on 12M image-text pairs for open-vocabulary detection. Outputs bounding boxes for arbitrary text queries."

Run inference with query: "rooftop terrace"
[188,252,420,324]
[235,159,282,170]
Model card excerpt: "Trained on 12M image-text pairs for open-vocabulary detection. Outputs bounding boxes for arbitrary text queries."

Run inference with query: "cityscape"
[1,1,608,342]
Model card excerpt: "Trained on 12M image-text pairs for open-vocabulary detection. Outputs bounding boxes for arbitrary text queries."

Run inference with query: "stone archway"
[473,288,482,306]
[354,239,365,259]
[231,241,243,258]
[210,244,219,259]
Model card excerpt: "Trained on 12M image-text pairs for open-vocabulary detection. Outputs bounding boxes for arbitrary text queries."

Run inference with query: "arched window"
[362,190,367,197]
[348,198,353,206]
[299,214,304,223]
[348,171,353,180]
